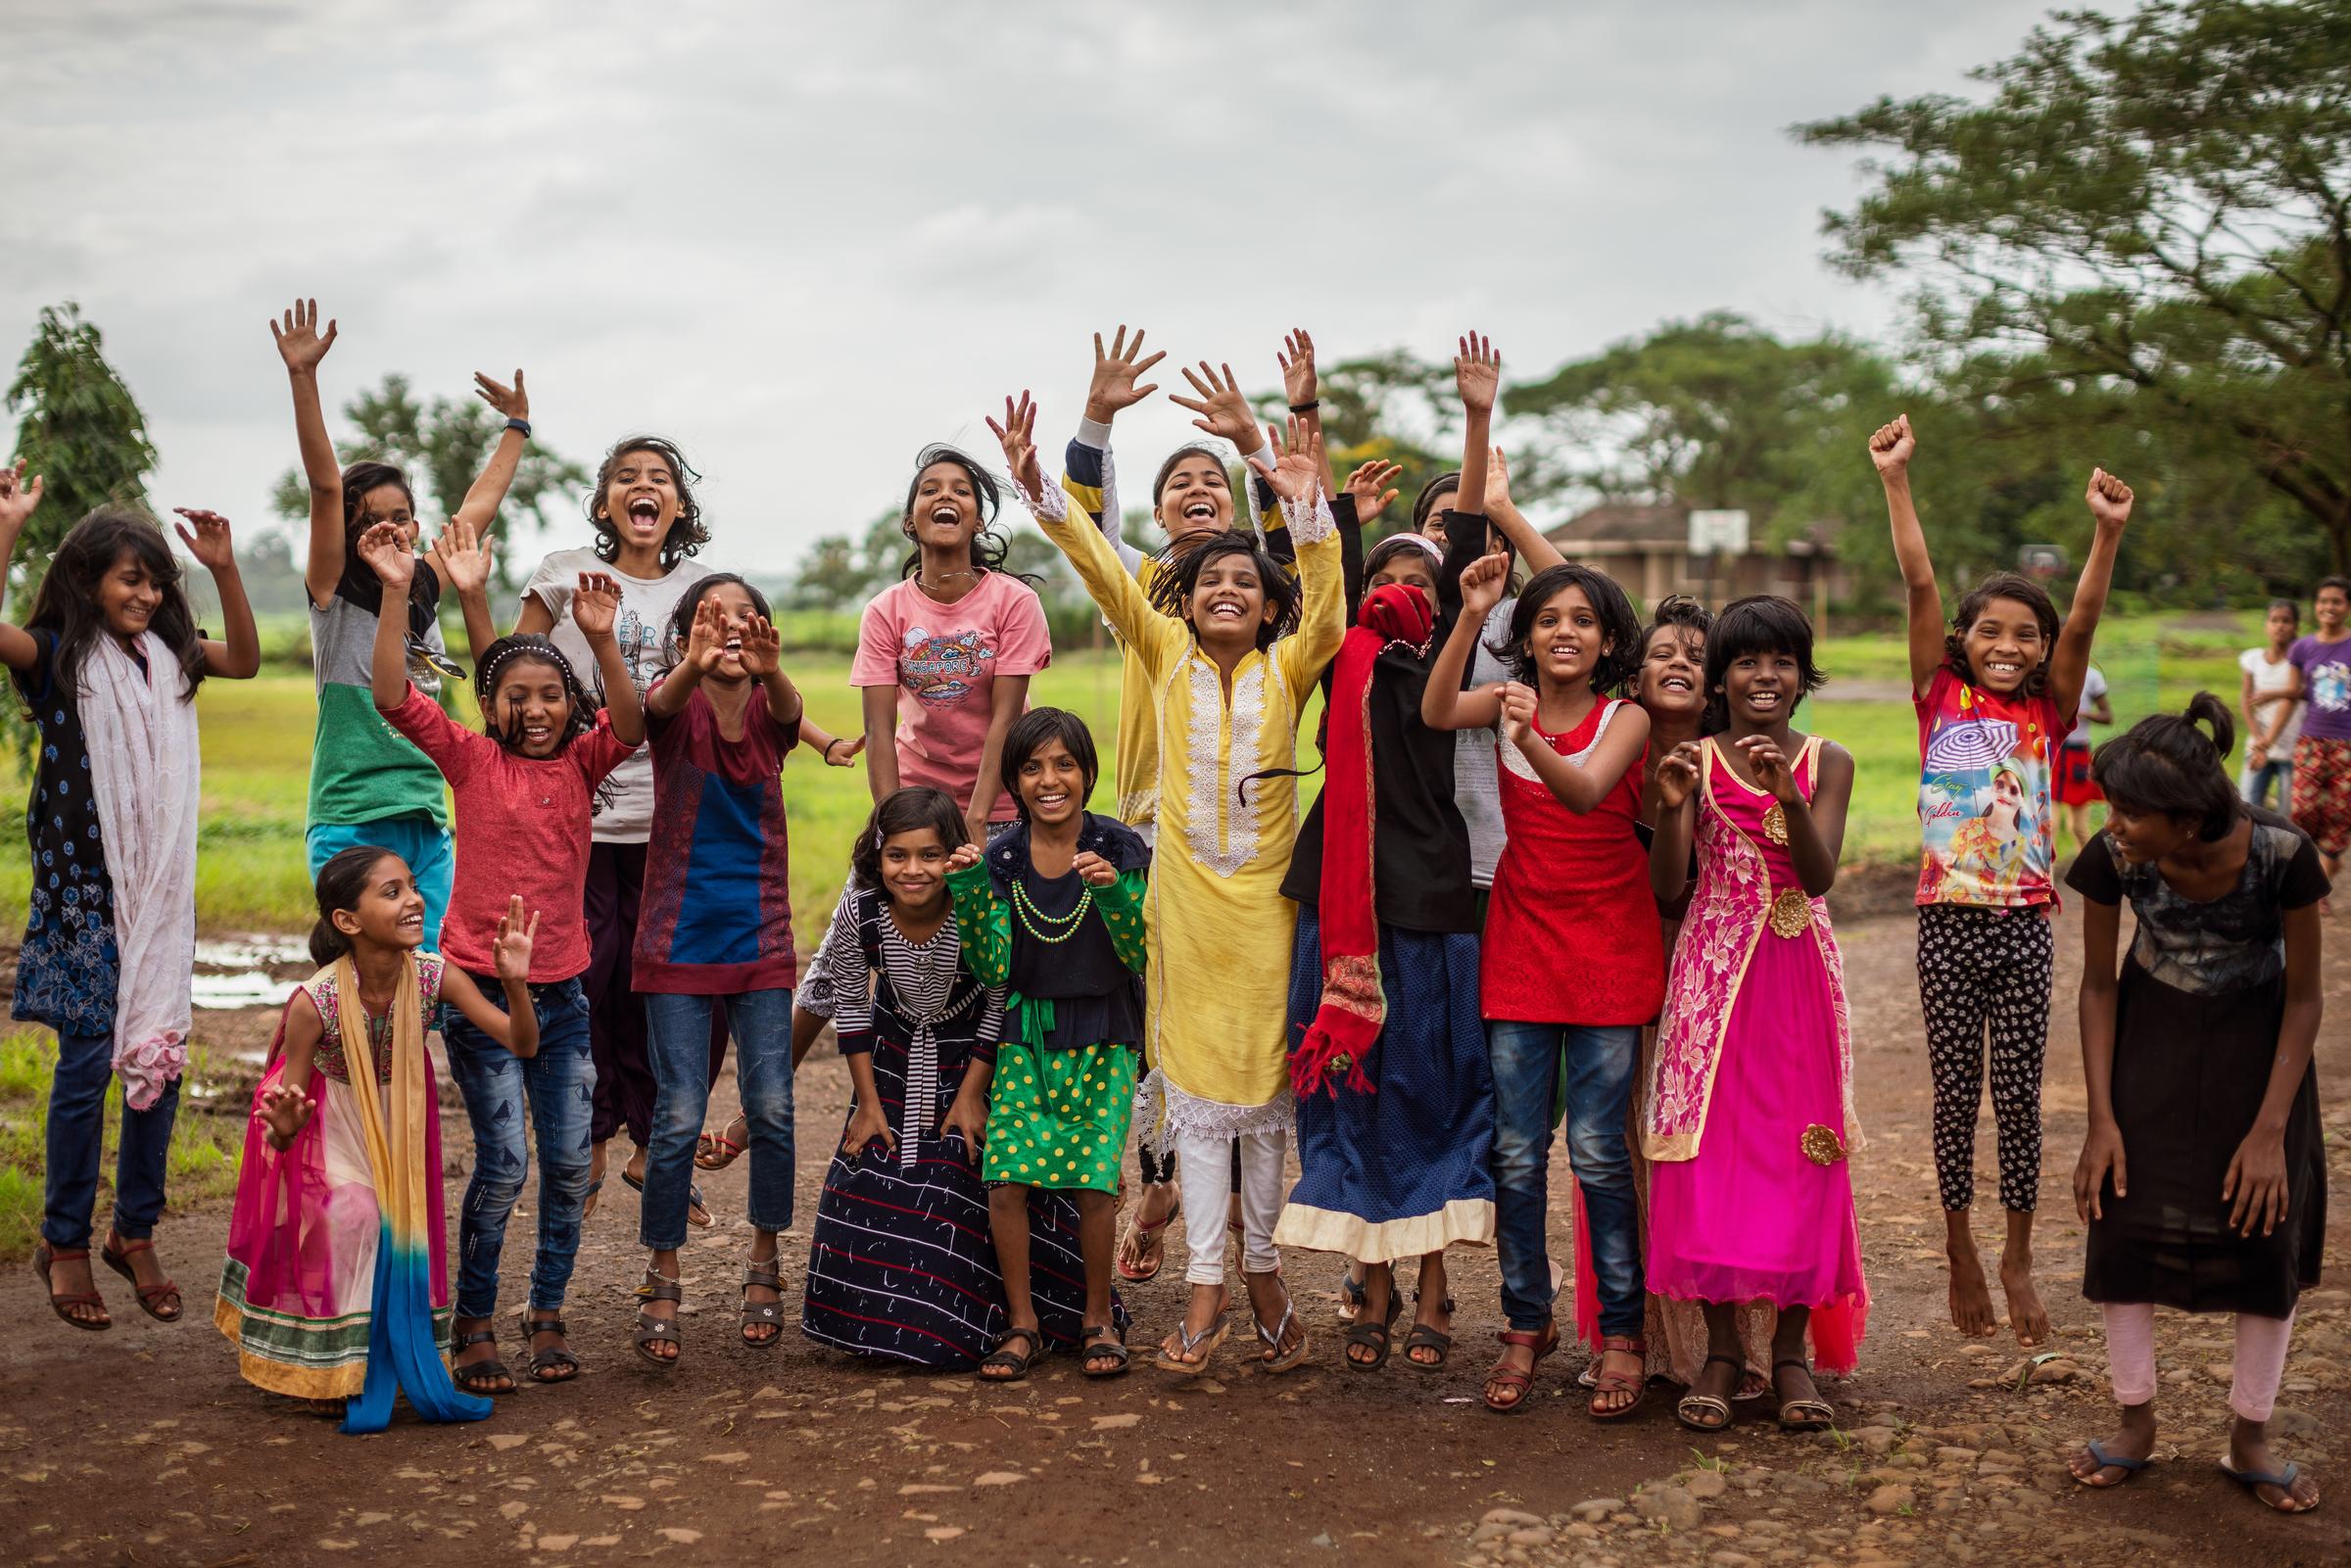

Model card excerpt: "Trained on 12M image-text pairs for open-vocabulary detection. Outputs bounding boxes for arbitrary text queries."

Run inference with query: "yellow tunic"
[1023,475,1343,1128]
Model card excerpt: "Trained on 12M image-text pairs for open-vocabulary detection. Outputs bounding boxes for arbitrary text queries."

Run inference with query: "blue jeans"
[42,1030,178,1250]
[1487,1019,1645,1337]
[439,975,595,1317]
[307,816,456,951]
[642,989,796,1250]
[2241,757,2294,811]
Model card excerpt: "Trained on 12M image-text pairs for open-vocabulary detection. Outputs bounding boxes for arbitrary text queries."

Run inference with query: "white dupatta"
[77,631,201,1110]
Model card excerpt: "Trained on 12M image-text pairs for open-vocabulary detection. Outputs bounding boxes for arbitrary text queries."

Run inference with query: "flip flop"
[621,1168,713,1227]
[1116,1212,1172,1283]
[696,1117,748,1171]
[2071,1440,2151,1488]
[1155,1312,1230,1376]
[2220,1456,2319,1513]
[1256,1301,1312,1374]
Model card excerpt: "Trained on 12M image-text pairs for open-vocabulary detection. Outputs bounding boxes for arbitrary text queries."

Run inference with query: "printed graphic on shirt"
[2311,654,2350,716]
[1916,679,2057,907]
[899,627,995,708]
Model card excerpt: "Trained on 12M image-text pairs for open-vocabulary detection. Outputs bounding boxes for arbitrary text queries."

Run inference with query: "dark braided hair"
[473,634,600,754]
[2090,691,2240,842]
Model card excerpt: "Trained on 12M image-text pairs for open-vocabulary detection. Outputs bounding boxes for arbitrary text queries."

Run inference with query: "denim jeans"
[642,988,796,1250]
[42,1030,179,1250]
[306,815,456,951]
[440,975,596,1317]
[1487,1019,1644,1337]
[2240,757,2294,811]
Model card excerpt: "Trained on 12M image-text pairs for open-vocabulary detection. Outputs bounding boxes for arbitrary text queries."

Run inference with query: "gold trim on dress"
[1799,1123,1847,1165]
[1767,887,1812,938]
[1761,801,1789,845]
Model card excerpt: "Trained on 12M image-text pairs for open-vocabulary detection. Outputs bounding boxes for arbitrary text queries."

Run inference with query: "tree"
[271,372,591,589]
[6,303,159,588]
[1799,0,2351,568]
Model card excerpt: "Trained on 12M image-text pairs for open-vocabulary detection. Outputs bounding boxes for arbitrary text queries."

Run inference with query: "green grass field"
[0,611,2257,940]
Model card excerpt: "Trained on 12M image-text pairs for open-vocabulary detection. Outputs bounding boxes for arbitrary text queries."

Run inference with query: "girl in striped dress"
[799,787,1111,1368]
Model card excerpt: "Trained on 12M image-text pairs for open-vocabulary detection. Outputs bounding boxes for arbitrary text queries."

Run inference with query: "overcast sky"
[4,0,2054,579]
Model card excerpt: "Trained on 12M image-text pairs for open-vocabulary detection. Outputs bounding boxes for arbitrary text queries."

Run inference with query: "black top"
[2065,806,2330,993]
[986,813,1149,1049]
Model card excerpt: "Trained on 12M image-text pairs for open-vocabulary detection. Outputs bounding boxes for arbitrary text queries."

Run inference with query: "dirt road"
[4,903,2346,1568]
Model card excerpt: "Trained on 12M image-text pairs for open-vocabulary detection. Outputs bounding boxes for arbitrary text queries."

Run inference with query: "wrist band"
[824,736,845,760]
[505,417,533,438]
[1288,400,1320,415]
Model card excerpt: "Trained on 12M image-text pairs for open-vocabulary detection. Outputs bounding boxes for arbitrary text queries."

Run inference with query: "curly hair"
[848,786,969,892]
[1490,563,1642,697]
[1146,531,1300,651]
[589,435,708,570]
[1944,573,2059,696]
[899,445,1017,580]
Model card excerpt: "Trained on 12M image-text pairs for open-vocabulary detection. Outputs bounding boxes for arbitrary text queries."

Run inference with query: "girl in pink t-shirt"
[854,447,1052,843]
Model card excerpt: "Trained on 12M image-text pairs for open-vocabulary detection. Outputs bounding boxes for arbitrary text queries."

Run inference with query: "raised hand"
[1455,331,1501,416]
[1653,740,1704,810]
[685,595,728,673]
[572,571,621,641]
[1736,734,1799,802]
[946,841,984,873]
[357,521,414,589]
[1084,326,1165,423]
[1244,415,1323,504]
[1344,460,1403,526]
[1277,328,1318,407]
[1868,413,1915,476]
[270,298,337,374]
[473,368,529,423]
[2086,467,2135,533]
[1169,361,1260,450]
[1070,849,1118,887]
[0,458,44,536]
[493,896,540,983]
[435,513,497,597]
[1483,446,1515,515]
[738,612,782,677]
[1459,549,1511,619]
[1497,681,1539,748]
[170,509,238,571]
[984,391,1045,499]
[256,1081,316,1147]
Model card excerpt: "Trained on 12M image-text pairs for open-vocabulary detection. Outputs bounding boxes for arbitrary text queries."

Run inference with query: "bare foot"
[2068,1402,2157,1488]
[1999,1251,2050,1347]
[1945,1226,1998,1338]
[2229,1417,2321,1512]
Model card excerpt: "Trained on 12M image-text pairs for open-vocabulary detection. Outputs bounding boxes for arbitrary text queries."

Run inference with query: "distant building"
[1540,501,1849,613]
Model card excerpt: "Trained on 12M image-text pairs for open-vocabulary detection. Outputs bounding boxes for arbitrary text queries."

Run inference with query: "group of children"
[8,308,2326,1514]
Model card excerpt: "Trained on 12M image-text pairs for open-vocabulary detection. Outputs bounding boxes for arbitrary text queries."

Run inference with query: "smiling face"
[1016,737,1087,829]
[2318,583,2349,636]
[490,654,574,758]
[1988,767,2025,832]
[685,581,760,684]
[2102,803,2195,866]
[1961,596,2047,694]
[1184,550,1274,645]
[1522,583,1608,691]
[908,460,982,557]
[97,547,166,641]
[1157,453,1234,549]
[1637,626,1705,725]
[600,447,678,554]
[1721,645,1802,728]
[879,826,950,914]
[335,853,427,953]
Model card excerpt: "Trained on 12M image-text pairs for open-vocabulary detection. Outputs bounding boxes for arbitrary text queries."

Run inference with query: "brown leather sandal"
[33,1243,110,1331]
[1589,1333,1649,1420]
[1482,1322,1559,1414]
[100,1237,182,1322]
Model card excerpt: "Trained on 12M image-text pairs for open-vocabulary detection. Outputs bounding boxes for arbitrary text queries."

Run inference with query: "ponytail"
[2088,690,2239,841]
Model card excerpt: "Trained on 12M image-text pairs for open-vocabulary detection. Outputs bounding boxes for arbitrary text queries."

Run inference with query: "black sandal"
[451,1328,515,1395]
[1080,1324,1131,1379]
[634,1272,683,1367]
[979,1325,1044,1382]
[520,1310,582,1383]
[1404,1290,1456,1370]
[740,1259,786,1349]
[1344,1287,1403,1371]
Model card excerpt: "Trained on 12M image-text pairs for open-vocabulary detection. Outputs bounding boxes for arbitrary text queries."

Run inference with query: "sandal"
[1155,1311,1230,1376]
[1080,1324,1131,1379]
[980,1326,1044,1382]
[1337,1267,1368,1324]
[2071,1440,2152,1489]
[33,1243,110,1332]
[99,1237,182,1323]
[1588,1333,1648,1421]
[634,1271,683,1367]
[451,1328,514,1395]
[1482,1322,1559,1414]
[1403,1290,1455,1370]
[520,1310,582,1383]
[740,1259,785,1349]
[1116,1212,1172,1284]
[1344,1285,1402,1372]
[1774,1357,1834,1431]
[621,1168,714,1228]
[1255,1298,1312,1374]
[696,1116,748,1171]
[2219,1455,2320,1513]
[1676,1354,1741,1432]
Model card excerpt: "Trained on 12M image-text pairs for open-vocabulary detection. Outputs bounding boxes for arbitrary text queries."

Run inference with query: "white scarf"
[77,632,201,1110]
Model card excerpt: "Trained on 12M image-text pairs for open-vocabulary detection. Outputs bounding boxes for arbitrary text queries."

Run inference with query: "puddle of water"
[192,932,309,1012]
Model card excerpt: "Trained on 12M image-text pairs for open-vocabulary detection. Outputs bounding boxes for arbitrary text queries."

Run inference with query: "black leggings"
[1917,904,2055,1213]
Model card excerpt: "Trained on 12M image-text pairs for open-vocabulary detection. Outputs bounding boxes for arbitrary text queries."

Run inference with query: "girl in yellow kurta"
[992,393,1344,1375]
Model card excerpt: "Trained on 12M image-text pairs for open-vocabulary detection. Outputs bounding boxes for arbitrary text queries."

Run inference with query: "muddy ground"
[3,892,2347,1568]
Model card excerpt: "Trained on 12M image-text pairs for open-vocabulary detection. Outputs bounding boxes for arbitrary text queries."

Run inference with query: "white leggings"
[2101,1303,2296,1421]
[1177,1125,1285,1287]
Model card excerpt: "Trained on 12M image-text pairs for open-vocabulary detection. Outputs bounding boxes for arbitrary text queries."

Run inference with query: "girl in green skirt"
[947,708,1150,1380]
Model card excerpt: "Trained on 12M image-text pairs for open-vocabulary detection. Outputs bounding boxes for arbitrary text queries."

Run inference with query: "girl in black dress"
[2064,694,2327,1514]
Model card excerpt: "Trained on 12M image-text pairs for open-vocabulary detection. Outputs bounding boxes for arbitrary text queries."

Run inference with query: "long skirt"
[1274,910,1497,1261]
[1647,923,1867,1374]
